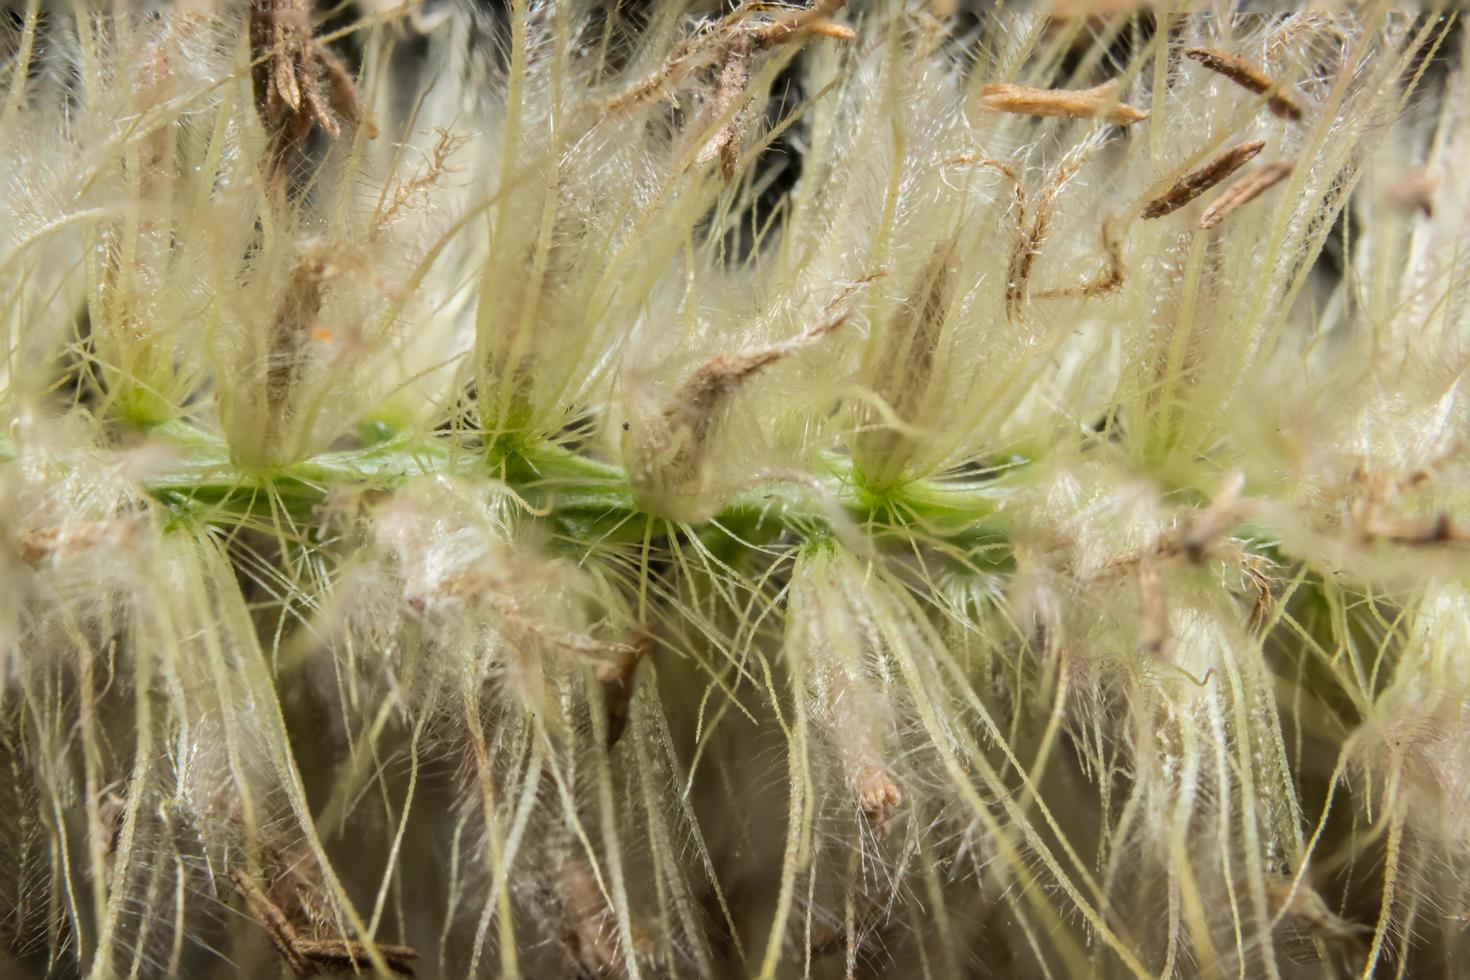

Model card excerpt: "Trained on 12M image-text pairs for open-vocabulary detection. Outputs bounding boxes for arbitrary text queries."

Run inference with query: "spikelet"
[786,546,906,836]
[852,239,956,489]
[623,306,849,520]
[5,4,1470,979]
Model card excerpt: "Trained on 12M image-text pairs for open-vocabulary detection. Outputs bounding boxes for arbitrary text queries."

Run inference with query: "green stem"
[101,424,1018,562]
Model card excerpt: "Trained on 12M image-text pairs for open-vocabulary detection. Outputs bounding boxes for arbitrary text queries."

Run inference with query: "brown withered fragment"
[1035,214,1125,299]
[803,20,856,41]
[691,1,853,182]
[749,0,852,49]
[601,32,710,114]
[1267,874,1370,945]
[1080,215,1125,296]
[1004,194,1043,318]
[555,852,625,978]
[978,79,1149,125]
[228,868,310,975]
[1198,159,1293,230]
[440,572,639,657]
[249,0,377,177]
[855,765,902,831]
[1358,509,1468,546]
[290,938,419,976]
[1141,139,1265,219]
[227,868,417,977]
[693,33,756,184]
[1005,146,1095,319]
[15,521,136,565]
[944,153,1024,200]
[1183,46,1302,120]
[679,354,786,446]
[603,0,852,117]
[1383,166,1440,218]
[1137,555,1168,656]
[372,128,472,239]
[658,309,849,483]
[317,45,376,135]
[1242,555,1275,633]
[1175,472,1246,561]
[597,629,650,749]
[266,248,329,421]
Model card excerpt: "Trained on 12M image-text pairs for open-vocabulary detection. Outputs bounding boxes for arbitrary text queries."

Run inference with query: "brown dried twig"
[1353,507,1470,547]
[1345,461,1470,547]
[1241,554,1276,634]
[1183,46,1302,121]
[227,868,418,977]
[978,79,1149,125]
[675,314,847,443]
[748,0,853,48]
[1088,478,1272,639]
[438,572,640,658]
[552,850,656,978]
[1267,874,1371,945]
[692,33,757,183]
[1198,159,1293,230]
[1173,472,1247,562]
[1141,139,1265,220]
